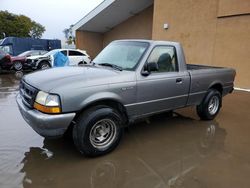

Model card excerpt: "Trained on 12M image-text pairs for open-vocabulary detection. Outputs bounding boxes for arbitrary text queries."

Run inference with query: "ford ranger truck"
[16,40,236,157]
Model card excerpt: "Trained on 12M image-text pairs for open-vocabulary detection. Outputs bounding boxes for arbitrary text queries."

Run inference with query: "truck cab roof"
[114,39,180,46]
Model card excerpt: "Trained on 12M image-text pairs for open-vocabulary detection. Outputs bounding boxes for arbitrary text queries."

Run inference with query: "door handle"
[176,78,183,84]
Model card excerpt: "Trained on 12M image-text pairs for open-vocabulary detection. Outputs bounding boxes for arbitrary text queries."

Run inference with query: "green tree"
[63,25,75,45]
[0,11,45,39]
[29,22,45,39]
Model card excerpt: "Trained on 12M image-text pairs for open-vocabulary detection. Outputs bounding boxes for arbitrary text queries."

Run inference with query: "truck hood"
[23,66,135,92]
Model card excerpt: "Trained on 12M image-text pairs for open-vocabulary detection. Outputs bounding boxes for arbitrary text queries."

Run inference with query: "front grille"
[20,80,38,108]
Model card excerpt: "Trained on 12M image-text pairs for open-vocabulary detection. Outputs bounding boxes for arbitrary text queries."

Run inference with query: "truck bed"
[185,64,235,106]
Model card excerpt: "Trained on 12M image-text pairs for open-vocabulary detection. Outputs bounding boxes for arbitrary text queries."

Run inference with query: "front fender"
[79,91,124,109]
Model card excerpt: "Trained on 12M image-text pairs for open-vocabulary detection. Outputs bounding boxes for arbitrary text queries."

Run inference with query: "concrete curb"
[234,87,250,92]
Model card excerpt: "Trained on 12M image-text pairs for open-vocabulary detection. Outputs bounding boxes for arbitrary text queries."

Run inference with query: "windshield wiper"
[98,63,123,71]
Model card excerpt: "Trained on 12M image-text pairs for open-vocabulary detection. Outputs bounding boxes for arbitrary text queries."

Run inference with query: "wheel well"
[210,83,223,94]
[75,100,129,124]
[38,60,51,67]
[78,61,87,65]
[39,60,49,65]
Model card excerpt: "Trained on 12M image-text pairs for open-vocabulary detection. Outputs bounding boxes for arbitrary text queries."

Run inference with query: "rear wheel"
[38,61,51,70]
[13,61,23,71]
[73,105,124,157]
[197,89,222,120]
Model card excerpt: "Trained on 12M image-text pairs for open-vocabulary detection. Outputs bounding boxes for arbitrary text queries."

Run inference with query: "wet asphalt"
[0,72,250,188]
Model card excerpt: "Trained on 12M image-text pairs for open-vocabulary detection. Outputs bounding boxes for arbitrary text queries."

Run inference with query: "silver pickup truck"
[17,40,235,157]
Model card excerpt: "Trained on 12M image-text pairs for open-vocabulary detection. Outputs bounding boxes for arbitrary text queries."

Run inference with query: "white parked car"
[26,49,91,69]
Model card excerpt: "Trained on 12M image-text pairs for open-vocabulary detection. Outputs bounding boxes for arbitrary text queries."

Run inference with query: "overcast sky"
[0,0,103,40]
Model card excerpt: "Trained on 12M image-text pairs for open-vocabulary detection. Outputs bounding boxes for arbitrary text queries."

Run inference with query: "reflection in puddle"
[15,71,24,80]
[21,115,225,188]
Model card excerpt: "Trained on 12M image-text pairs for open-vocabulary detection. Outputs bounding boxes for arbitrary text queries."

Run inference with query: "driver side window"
[61,50,67,56]
[147,46,178,73]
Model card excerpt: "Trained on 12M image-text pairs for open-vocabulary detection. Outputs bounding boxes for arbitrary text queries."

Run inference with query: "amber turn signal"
[34,102,61,114]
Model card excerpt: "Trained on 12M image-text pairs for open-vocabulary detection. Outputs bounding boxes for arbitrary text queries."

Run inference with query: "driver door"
[135,46,190,116]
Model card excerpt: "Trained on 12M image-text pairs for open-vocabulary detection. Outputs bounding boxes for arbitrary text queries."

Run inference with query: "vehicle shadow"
[21,112,226,188]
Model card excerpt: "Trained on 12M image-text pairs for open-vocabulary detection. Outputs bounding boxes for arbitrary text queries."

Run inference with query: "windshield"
[0,49,7,59]
[0,49,6,55]
[93,41,149,71]
[0,45,13,55]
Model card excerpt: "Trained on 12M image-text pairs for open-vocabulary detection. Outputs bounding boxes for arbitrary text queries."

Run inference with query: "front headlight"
[34,91,61,114]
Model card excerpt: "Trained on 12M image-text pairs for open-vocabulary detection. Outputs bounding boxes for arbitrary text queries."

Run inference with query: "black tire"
[197,89,222,120]
[38,61,51,70]
[73,105,124,157]
[13,61,23,71]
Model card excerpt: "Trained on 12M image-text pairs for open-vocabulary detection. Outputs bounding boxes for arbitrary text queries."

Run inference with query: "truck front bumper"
[16,94,76,138]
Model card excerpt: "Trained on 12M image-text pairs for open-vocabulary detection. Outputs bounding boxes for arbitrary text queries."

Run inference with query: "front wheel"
[38,61,51,70]
[13,61,23,71]
[73,105,124,157]
[197,89,222,120]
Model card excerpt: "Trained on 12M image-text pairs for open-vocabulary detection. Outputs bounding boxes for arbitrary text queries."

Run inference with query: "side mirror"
[141,62,158,76]
[148,62,159,72]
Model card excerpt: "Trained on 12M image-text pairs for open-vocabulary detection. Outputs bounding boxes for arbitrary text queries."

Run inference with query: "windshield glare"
[0,45,12,55]
[18,51,31,57]
[93,41,149,71]
[0,49,6,56]
[44,49,59,56]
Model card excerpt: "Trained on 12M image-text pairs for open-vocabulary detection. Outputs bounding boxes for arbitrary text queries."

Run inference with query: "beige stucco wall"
[213,15,250,88]
[218,0,250,17]
[103,5,153,47]
[152,0,250,88]
[152,0,218,67]
[76,5,153,58]
[75,30,103,58]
